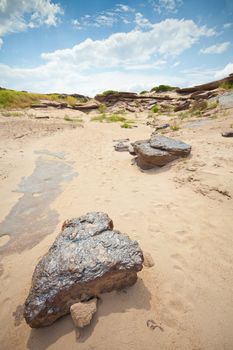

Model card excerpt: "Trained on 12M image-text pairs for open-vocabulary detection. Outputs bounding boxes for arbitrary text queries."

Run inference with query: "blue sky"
[0,0,232,96]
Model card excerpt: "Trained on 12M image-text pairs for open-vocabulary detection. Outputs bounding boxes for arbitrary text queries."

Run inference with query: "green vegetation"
[191,100,208,111]
[178,111,190,120]
[64,115,83,123]
[66,96,78,106]
[150,85,177,93]
[219,81,233,90]
[151,104,160,113]
[98,90,120,97]
[98,103,107,113]
[121,120,135,128]
[207,99,219,110]
[91,113,135,128]
[170,121,180,131]
[1,111,24,117]
[140,90,148,95]
[0,89,79,109]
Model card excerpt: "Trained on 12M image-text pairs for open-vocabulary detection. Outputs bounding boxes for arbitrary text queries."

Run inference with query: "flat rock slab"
[150,135,191,156]
[24,212,143,328]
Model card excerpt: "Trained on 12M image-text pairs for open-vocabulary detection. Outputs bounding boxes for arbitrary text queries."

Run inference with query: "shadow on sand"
[27,278,151,349]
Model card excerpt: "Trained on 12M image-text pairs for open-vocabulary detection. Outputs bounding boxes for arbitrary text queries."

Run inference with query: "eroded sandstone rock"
[70,298,97,328]
[24,212,143,328]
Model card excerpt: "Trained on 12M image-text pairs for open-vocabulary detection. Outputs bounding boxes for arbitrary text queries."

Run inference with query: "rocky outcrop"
[174,100,191,112]
[132,135,191,169]
[177,73,233,94]
[24,212,143,328]
[70,298,97,328]
[71,100,100,112]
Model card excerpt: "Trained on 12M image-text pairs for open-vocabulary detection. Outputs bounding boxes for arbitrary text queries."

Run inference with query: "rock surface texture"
[70,298,97,328]
[24,212,143,328]
[133,134,191,169]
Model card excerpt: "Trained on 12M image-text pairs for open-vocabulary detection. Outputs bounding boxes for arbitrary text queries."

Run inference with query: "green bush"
[151,105,160,113]
[98,104,107,113]
[219,82,233,90]
[150,85,177,93]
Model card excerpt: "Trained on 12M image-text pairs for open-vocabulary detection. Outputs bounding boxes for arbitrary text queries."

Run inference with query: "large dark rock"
[24,212,143,328]
[132,135,191,169]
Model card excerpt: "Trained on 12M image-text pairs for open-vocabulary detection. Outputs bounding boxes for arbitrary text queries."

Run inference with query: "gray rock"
[24,212,143,328]
[150,135,191,156]
[114,142,129,152]
[133,140,178,168]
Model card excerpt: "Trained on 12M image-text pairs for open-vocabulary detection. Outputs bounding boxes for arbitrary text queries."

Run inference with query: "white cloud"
[215,63,233,79]
[223,23,232,29]
[200,41,230,54]
[150,0,183,14]
[0,19,216,95]
[135,13,153,29]
[72,3,135,30]
[173,61,180,67]
[0,0,63,48]
[45,19,216,67]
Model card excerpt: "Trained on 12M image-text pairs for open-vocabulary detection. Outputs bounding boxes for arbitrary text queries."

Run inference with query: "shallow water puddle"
[0,150,77,255]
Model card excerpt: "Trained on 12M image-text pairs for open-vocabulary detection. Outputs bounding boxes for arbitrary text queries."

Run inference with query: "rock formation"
[177,73,233,94]
[132,134,191,169]
[24,212,143,328]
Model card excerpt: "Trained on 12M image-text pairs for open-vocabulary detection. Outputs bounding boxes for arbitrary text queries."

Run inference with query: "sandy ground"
[0,107,233,350]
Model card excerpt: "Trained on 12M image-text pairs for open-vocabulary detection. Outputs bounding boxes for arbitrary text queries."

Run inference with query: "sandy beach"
[0,106,233,350]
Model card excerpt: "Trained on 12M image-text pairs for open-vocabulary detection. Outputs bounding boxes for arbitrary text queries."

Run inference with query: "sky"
[0,0,233,96]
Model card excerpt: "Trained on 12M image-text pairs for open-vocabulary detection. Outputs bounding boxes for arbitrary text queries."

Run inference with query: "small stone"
[143,252,155,268]
[70,298,97,328]
[222,130,233,137]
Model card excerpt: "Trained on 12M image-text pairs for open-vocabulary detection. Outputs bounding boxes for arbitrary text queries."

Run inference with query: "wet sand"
[0,108,233,349]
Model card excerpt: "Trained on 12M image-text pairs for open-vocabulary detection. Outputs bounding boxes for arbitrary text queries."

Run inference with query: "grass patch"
[0,88,79,109]
[66,96,78,106]
[207,99,219,110]
[1,111,24,117]
[121,120,135,128]
[151,85,177,93]
[64,115,83,123]
[97,90,120,97]
[178,111,190,120]
[98,104,107,113]
[91,113,135,127]
[151,104,160,113]
[170,121,180,131]
[219,81,233,90]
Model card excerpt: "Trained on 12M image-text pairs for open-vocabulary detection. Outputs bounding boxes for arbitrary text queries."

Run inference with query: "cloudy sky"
[0,0,232,96]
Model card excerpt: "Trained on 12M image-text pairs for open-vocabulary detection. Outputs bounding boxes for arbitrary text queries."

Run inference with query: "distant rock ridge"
[176,73,233,94]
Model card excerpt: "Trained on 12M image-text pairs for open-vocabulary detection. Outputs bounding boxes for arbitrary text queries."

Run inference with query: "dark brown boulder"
[24,212,143,328]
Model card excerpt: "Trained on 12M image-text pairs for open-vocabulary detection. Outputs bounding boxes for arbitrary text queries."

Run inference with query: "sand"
[0,107,233,349]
